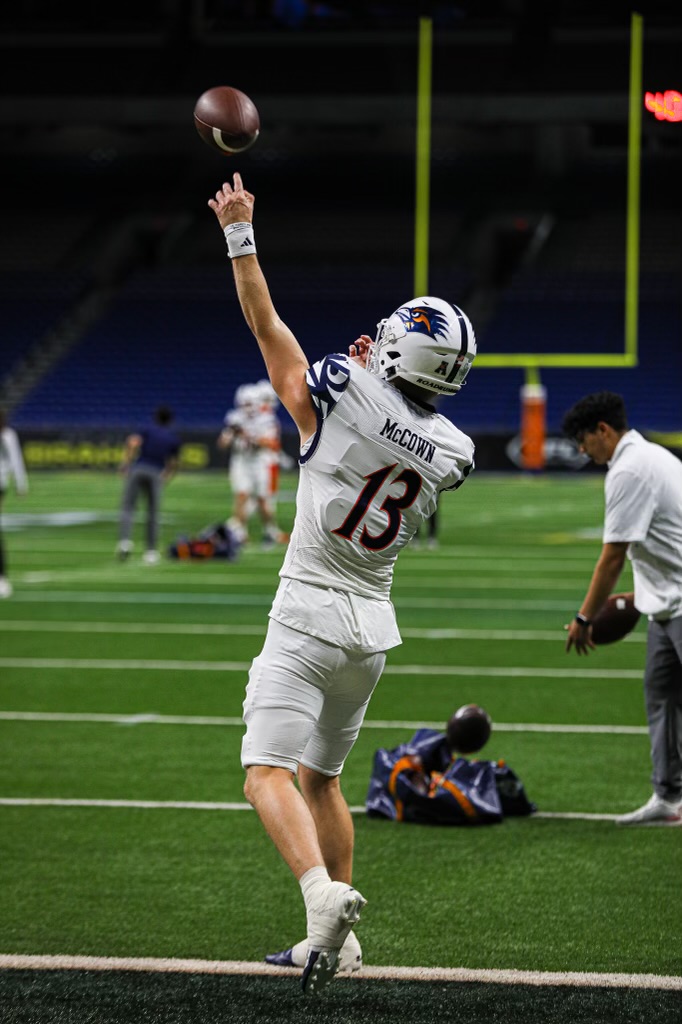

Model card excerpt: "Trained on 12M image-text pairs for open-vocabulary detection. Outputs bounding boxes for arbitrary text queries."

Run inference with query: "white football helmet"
[255,378,279,409]
[367,296,476,397]
[235,383,260,408]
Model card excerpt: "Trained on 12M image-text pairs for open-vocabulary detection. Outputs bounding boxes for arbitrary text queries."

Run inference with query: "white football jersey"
[272,355,474,651]
[224,406,279,457]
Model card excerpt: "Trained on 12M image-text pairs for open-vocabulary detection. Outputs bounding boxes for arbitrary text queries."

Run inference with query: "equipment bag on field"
[168,522,242,561]
[366,728,536,826]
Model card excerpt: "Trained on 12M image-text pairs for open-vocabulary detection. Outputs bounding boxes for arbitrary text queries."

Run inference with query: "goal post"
[413,13,643,467]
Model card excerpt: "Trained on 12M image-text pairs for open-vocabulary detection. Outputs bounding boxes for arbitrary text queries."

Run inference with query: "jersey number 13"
[332,464,423,551]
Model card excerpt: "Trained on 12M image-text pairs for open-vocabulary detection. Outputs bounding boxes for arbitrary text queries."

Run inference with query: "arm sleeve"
[300,354,352,464]
[603,468,653,543]
[440,456,475,492]
[440,435,476,492]
[305,353,352,421]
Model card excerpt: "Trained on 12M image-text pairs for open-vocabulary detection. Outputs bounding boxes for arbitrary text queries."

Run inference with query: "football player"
[209,173,476,995]
[0,409,29,599]
[217,382,286,545]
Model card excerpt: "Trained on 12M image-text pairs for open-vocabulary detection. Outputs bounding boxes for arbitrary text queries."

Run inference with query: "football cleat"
[265,930,363,973]
[301,949,340,997]
[301,883,366,996]
[116,540,133,562]
[265,947,297,968]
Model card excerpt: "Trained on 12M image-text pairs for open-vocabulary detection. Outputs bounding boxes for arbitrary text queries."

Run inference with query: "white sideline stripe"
[8,591,580,610]
[0,711,648,735]
[0,657,642,679]
[0,953,679,989]
[0,620,646,643]
[0,950,675,991]
[0,798,639,823]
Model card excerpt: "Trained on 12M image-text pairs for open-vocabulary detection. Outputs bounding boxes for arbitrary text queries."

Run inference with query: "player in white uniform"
[218,383,286,544]
[0,409,29,599]
[254,378,290,543]
[209,173,476,995]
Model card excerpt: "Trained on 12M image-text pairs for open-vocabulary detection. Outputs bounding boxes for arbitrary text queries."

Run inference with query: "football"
[590,592,641,645]
[193,86,260,155]
[446,704,492,755]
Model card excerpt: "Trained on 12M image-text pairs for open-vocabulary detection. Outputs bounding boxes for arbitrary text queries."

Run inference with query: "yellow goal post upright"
[413,13,643,470]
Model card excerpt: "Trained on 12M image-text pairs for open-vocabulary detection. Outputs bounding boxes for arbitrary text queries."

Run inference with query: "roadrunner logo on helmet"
[367,296,476,396]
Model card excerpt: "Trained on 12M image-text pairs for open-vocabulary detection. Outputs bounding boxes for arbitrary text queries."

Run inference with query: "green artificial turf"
[0,470,678,1024]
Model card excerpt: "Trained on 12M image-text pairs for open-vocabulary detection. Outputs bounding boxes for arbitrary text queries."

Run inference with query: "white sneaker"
[301,882,366,996]
[265,930,362,973]
[116,540,133,561]
[227,519,248,545]
[0,576,13,599]
[615,793,682,826]
[142,550,161,565]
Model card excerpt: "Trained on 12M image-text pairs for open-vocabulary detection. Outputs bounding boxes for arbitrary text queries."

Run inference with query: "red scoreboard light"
[644,90,682,122]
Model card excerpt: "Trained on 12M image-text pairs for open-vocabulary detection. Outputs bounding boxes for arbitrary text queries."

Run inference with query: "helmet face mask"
[235,383,260,408]
[367,296,476,397]
[255,378,279,409]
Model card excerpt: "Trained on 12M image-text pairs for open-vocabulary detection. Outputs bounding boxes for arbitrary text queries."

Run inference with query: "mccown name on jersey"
[378,417,436,464]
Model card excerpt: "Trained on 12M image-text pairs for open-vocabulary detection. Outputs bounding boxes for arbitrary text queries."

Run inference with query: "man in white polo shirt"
[562,391,682,826]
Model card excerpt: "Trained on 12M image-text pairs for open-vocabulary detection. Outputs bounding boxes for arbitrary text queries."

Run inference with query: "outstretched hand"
[564,619,595,655]
[208,172,254,229]
[349,335,373,368]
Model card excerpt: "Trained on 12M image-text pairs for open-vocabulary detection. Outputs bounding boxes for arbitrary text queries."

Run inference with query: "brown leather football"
[194,86,260,155]
[590,592,641,645]
[446,704,492,754]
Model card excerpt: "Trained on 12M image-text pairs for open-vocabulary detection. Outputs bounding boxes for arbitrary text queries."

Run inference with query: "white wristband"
[224,222,256,259]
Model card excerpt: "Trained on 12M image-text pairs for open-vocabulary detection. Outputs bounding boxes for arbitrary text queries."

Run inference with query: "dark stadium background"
[1,1,680,469]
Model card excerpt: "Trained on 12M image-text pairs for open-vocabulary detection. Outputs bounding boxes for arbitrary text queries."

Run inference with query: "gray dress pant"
[119,464,163,550]
[644,615,682,802]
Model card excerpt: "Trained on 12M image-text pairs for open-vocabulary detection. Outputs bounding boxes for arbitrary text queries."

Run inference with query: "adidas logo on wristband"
[224,222,256,259]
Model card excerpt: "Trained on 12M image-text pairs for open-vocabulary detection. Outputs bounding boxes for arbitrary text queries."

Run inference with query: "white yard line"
[0,710,648,734]
[0,797,657,825]
[0,952,678,989]
[18,569,588,590]
[0,620,645,642]
[0,657,643,678]
[8,542,598,560]
[8,591,580,610]
[0,620,267,636]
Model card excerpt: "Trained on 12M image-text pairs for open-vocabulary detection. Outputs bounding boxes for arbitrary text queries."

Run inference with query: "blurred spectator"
[0,409,29,599]
[116,405,180,564]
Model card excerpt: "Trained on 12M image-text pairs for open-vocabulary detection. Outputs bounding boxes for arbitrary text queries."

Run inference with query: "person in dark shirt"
[116,406,180,564]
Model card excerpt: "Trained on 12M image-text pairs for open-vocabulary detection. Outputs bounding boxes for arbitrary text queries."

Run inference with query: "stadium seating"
[3,194,679,437]
[9,257,679,435]
[0,271,85,378]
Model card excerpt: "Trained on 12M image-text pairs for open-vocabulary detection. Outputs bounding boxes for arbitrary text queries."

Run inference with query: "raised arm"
[208,173,317,443]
